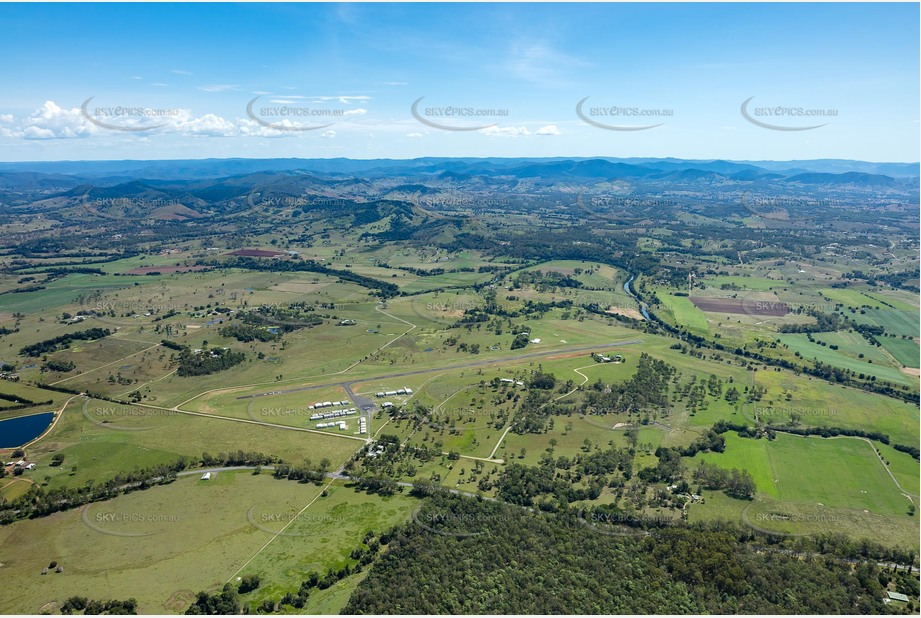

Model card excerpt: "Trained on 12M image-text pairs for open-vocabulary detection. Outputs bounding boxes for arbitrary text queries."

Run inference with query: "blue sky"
[0,2,917,162]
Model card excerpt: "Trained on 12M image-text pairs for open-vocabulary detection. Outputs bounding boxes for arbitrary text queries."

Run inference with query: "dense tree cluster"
[176,347,246,377]
[185,583,240,615]
[494,446,633,508]
[693,461,756,499]
[218,323,279,343]
[343,492,894,614]
[214,256,400,298]
[60,596,138,615]
[19,328,111,357]
[583,352,676,417]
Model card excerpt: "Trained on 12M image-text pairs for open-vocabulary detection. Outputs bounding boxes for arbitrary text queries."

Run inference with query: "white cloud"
[8,100,98,140]
[480,125,530,137]
[175,113,237,137]
[536,124,560,136]
[406,132,424,138]
[0,100,356,141]
[383,81,408,86]
[151,83,169,88]
[343,108,367,116]
[309,95,372,104]
[171,69,192,75]
[237,118,296,137]
[198,84,239,92]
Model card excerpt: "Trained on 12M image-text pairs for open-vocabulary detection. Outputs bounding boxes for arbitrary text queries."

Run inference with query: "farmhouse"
[201,472,211,481]
[886,592,909,603]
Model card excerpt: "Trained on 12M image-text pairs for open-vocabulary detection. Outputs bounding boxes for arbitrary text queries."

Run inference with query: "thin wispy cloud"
[198,84,239,92]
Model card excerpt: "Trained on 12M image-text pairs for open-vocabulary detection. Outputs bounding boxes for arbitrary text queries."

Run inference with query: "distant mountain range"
[0,157,916,181]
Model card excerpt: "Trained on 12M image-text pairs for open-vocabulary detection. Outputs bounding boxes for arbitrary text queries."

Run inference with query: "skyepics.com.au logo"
[417,405,512,436]
[246,96,348,132]
[740,96,837,131]
[246,398,360,426]
[577,189,680,221]
[410,297,483,324]
[244,188,350,215]
[81,97,181,132]
[738,285,838,324]
[740,192,841,221]
[81,504,178,537]
[412,508,515,537]
[576,97,672,131]
[580,405,665,433]
[246,506,345,537]
[77,296,182,327]
[82,400,179,431]
[413,194,517,212]
[740,402,840,426]
[577,508,675,537]
[741,500,843,538]
[79,191,186,223]
[410,97,509,132]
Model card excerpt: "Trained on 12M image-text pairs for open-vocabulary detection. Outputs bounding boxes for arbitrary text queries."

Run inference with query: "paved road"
[236,339,643,400]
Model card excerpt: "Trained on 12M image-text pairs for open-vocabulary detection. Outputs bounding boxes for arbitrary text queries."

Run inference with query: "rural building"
[886,592,909,603]
[201,472,211,480]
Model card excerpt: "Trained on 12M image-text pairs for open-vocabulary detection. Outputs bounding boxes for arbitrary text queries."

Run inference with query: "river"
[623,276,651,320]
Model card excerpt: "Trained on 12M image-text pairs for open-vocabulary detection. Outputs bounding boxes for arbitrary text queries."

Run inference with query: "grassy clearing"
[0,472,404,614]
[658,294,709,335]
[696,432,910,515]
[777,334,913,387]
[236,482,419,613]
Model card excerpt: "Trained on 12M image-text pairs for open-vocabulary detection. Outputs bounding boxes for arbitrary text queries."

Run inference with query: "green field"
[658,294,709,335]
[0,472,418,614]
[777,334,914,387]
[695,432,918,548]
